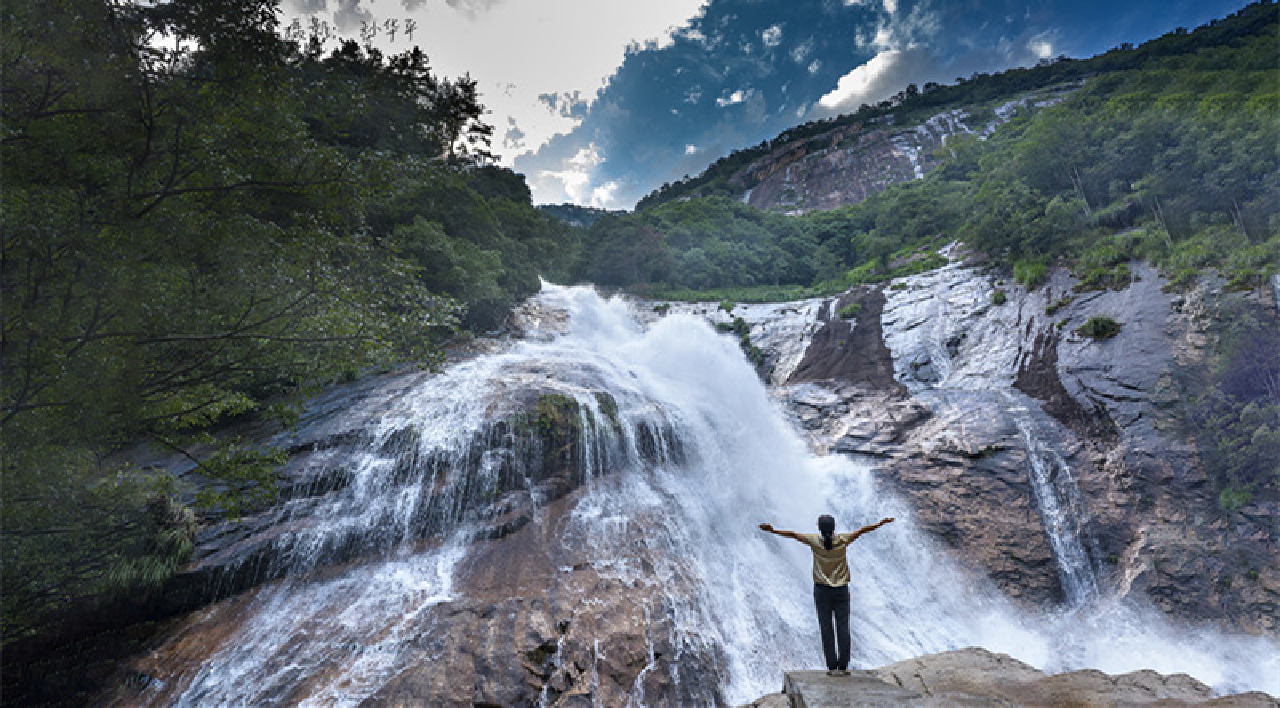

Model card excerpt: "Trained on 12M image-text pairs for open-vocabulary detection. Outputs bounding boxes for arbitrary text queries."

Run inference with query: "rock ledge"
[744,648,1278,707]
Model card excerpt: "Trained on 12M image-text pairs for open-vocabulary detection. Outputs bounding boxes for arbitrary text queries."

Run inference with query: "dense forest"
[2,0,575,654]
[2,0,1277,695]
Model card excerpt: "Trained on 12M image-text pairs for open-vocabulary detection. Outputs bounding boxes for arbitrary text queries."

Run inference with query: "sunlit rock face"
[733,90,1075,214]
[764,251,1279,633]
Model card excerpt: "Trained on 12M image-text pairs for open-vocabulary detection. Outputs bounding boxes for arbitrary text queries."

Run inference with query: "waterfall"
[149,284,1277,707]
[1004,393,1101,606]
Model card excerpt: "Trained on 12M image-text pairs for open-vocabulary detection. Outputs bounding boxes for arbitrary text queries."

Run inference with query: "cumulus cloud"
[716,88,754,107]
[762,24,783,47]
[813,25,1066,117]
[816,48,931,112]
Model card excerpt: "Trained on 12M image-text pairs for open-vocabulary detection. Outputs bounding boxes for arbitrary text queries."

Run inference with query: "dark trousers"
[813,583,851,671]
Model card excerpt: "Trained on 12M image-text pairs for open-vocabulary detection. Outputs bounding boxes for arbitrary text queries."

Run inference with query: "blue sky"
[287,0,1258,208]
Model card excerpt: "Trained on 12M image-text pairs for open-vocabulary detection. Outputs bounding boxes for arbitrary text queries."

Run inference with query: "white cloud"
[883,0,897,15]
[1027,30,1055,59]
[762,24,783,47]
[591,180,621,206]
[535,143,605,205]
[716,88,753,107]
[685,144,698,155]
[872,25,892,49]
[791,37,814,63]
[817,49,908,111]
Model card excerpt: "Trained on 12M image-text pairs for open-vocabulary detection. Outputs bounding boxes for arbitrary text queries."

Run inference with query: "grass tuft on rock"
[1077,315,1121,339]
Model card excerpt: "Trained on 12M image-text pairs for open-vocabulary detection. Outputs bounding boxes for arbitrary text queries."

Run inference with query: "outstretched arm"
[849,517,895,542]
[758,522,807,543]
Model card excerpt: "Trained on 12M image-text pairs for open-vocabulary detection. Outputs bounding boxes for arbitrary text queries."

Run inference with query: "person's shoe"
[837,669,852,676]
[826,669,840,676]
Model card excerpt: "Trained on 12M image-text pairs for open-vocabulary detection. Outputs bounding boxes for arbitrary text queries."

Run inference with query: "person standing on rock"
[758,515,895,676]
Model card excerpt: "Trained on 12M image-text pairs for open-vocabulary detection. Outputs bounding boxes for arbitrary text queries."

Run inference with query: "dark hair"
[818,515,835,550]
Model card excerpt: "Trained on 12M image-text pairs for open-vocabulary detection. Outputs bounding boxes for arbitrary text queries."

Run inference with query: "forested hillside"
[2,0,575,655]
[578,0,1276,298]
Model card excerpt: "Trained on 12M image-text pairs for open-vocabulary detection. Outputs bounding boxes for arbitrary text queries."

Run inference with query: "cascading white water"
[1003,392,1101,606]
[159,284,1278,706]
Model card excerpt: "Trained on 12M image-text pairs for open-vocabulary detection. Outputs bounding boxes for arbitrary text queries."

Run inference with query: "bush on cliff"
[1077,316,1123,339]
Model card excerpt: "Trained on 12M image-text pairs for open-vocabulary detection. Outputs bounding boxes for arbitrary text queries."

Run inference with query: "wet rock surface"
[109,478,724,708]
[772,256,1279,630]
[787,288,900,390]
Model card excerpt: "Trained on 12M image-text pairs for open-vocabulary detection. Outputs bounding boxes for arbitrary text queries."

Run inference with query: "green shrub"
[1219,486,1252,510]
[841,261,888,287]
[652,303,670,315]
[1045,295,1074,315]
[838,302,862,319]
[719,300,736,313]
[1162,268,1199,292]
[1013,257,1049,289]
[1077,315,1122,339]
[887,252,948,279]
[992,290,1008,305]
[1076,263,1134,292]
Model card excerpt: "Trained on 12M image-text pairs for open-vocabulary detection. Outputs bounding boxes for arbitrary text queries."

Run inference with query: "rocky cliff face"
[728,88,1075,213]
[754,251,1279,632]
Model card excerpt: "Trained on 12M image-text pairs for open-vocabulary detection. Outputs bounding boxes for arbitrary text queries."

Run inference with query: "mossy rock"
[536,394,580,437]
[1077,315,1121,339]
[593,391,623,436]
[838,302,862,319]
